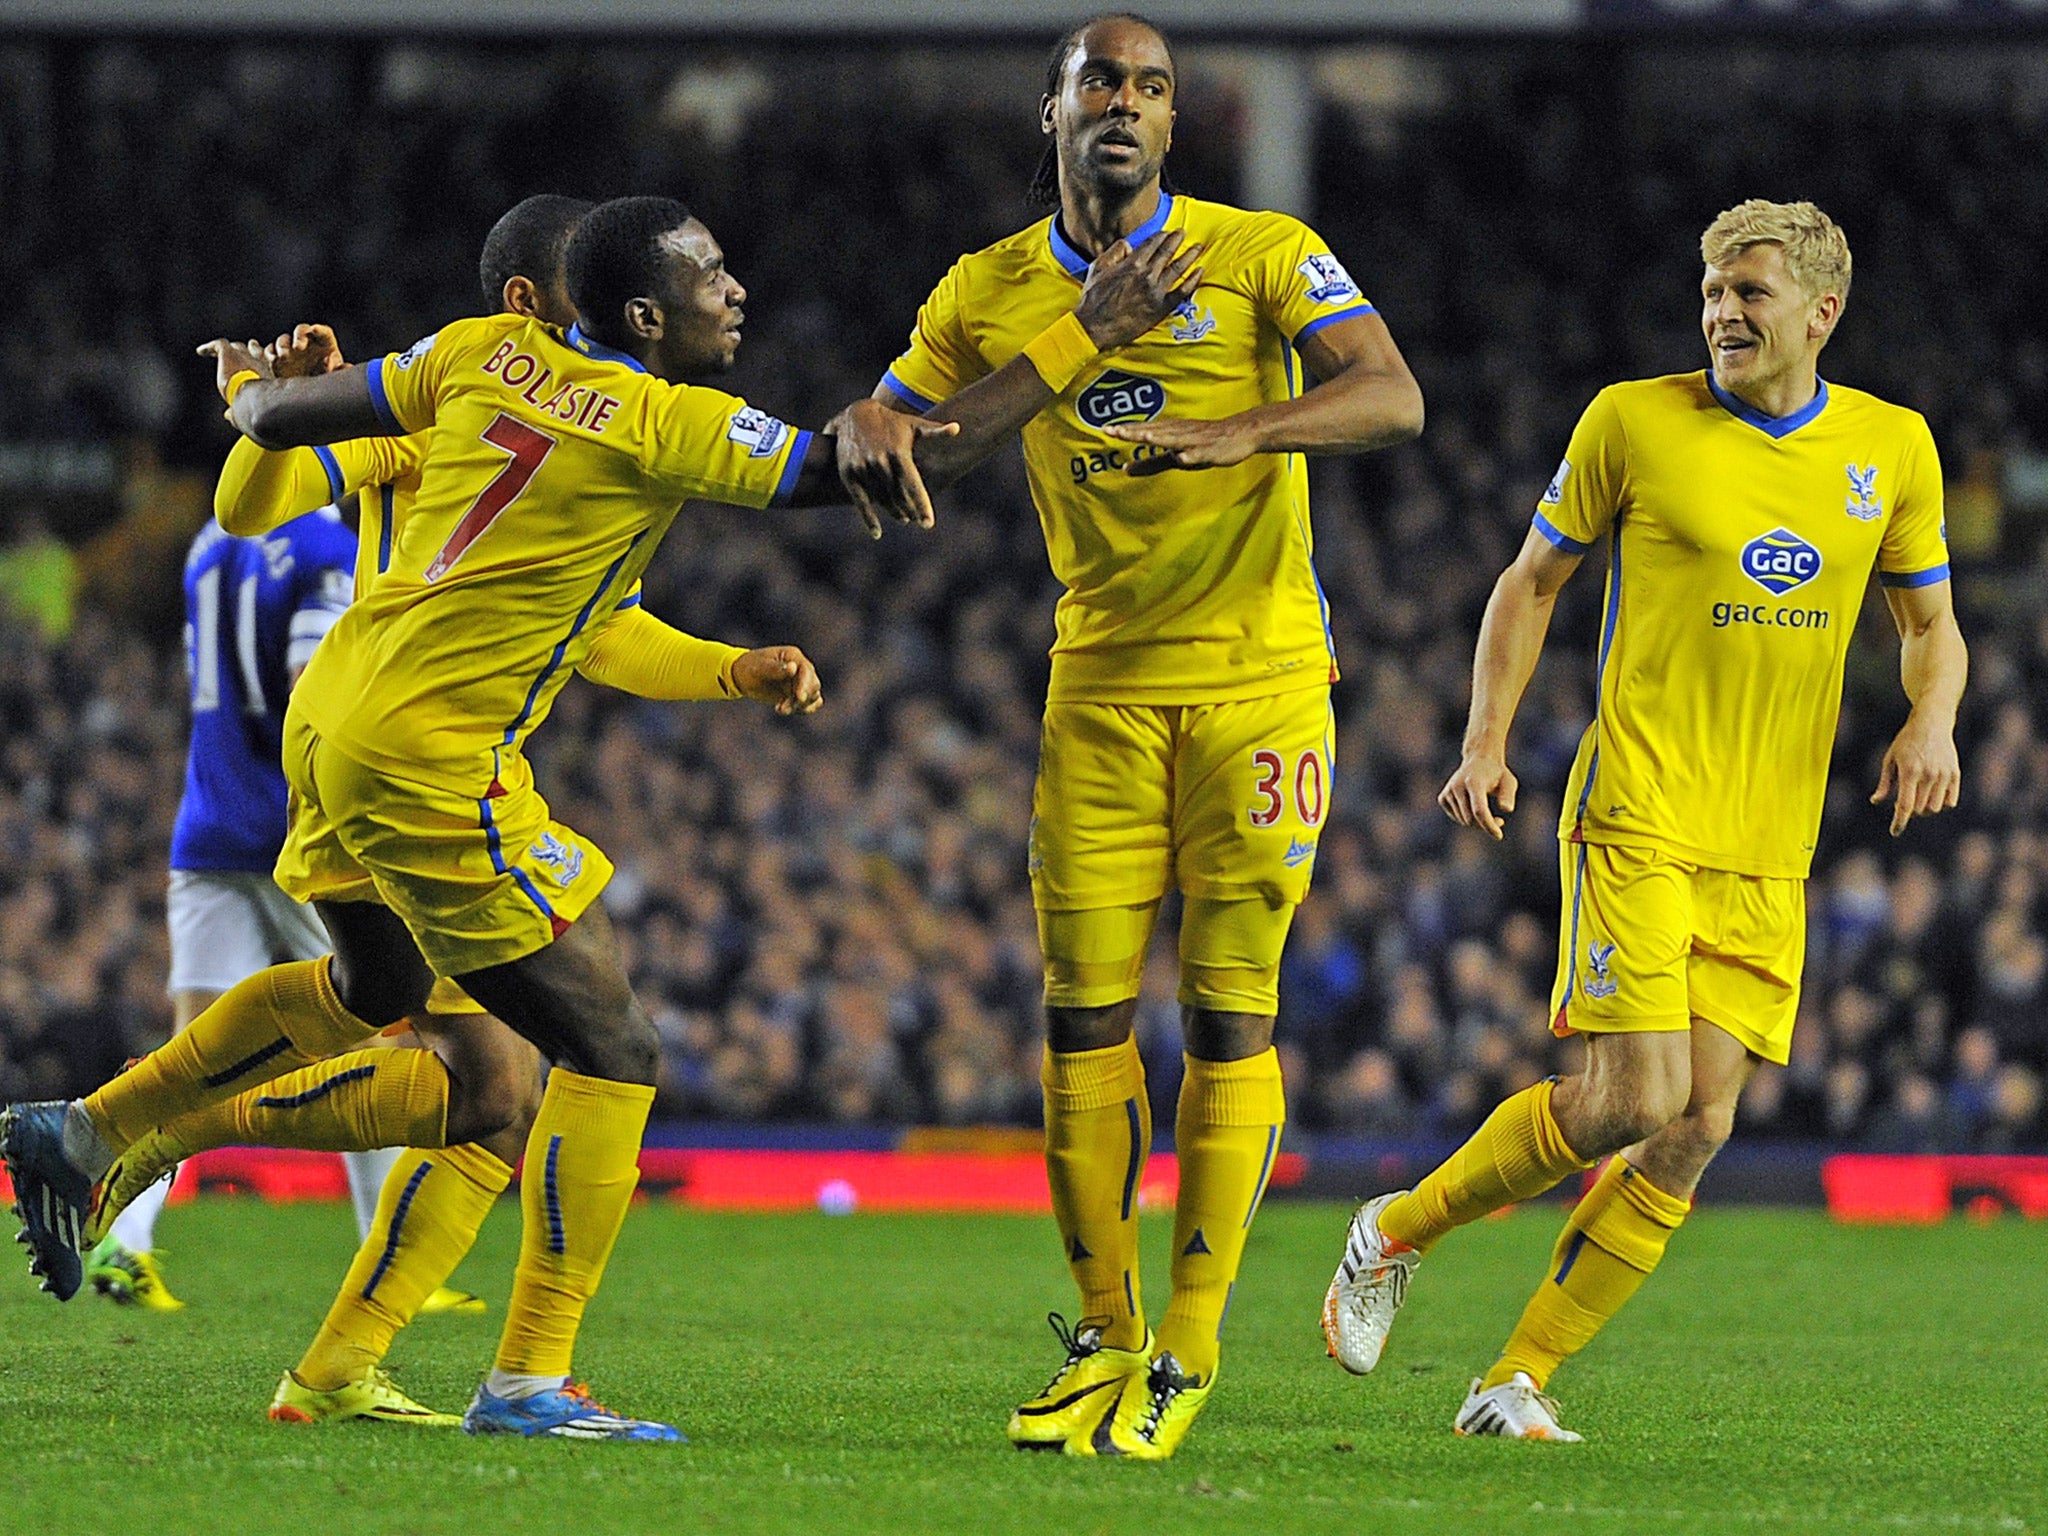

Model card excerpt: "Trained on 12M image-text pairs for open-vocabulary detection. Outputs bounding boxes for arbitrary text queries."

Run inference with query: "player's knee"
[1182,1007,1275,1061]
[1683,1097,1739,1156]
[1046,1000,1136,1053]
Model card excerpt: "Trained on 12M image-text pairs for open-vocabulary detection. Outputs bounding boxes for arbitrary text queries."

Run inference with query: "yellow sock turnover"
[492,1070,654,1379]
[85,959,383,1152]
[1378,1079,1592,1254]
[1154,1049,1285,1383]
[297,1143,513,1391]
[1041,1037,1151,1351]
[1481,1156,1690,1391]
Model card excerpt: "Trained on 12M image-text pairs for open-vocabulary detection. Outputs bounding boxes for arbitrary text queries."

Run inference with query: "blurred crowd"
[3,34,2048,1148]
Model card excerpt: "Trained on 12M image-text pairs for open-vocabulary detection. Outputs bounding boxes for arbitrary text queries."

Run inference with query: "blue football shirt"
[169,507,355,873]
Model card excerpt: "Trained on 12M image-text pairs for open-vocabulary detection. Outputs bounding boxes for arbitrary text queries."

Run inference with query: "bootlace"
[561,1381,620,1418]
[1352,1258,1410,1316]
[1033,1311,1103,1397]
[1136,1356,1187,1442]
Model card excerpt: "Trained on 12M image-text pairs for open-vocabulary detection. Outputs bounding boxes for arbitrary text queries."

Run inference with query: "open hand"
[265,323,346,379]
[1105,413,1264,474]
[196,338,271,403]
[1439,749,1518,840]
[732,645,823,716]
[1872,713,1961,836]
[828,398,960,539]
[1074,229,1205,351]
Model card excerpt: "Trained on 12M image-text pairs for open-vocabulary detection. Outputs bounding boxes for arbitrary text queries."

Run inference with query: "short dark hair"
[478,195,594,313]
[1028,12,1175,207]
[565,196,696,350]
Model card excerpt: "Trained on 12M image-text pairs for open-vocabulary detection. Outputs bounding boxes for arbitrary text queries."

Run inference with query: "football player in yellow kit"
[92,195,826,1428]
[2,194,957,1441]
[1323,200,1968,1441]
[865,14,1425,1458]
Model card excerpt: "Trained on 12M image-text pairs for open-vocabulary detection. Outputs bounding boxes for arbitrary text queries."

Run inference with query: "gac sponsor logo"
[1740,527,1822,596]
[1068,443,1175,483]
[1711,599,1830,631]
[1076,369,1164,431]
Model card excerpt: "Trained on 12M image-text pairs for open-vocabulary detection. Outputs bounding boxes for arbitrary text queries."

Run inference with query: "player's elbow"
[1385,375,1425,444]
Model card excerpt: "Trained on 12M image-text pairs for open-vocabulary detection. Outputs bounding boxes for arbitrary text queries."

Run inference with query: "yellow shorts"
[1032,688,1332,1015]
[1549,839,1805,1065]
[276,714,611,980]
[1030,689,1333,910]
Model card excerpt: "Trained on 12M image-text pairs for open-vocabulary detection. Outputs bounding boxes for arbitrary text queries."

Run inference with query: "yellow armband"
[1020,312,1100,395]
[224,370,262,405]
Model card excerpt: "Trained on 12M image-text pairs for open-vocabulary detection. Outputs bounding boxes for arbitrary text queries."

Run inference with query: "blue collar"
[1047,191,1175,279]
[564,322,649,375]
[1706,370,1829,439]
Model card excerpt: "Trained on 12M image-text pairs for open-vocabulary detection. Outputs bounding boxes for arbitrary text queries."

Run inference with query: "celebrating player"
[1323,199,1967,1440]
[870,14,1424,1458]
[89,194,826,1427]
[2,194,947,1442]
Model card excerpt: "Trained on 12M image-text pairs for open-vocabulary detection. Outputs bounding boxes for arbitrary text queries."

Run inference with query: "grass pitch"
[1,1199,2042,1536]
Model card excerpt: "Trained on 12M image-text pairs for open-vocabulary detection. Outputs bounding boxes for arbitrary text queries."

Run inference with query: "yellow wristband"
[224,369,262,406]
[1020,312,1100,395]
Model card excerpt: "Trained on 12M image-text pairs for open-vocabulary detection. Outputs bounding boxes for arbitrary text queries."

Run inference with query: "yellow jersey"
[884,193,1375,704]
[291,313,807,786]
[1539,371,1951,879]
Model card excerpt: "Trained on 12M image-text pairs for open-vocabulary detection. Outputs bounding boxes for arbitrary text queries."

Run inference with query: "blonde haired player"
[1323,199,1967,1439]
[872,13,1423,1457]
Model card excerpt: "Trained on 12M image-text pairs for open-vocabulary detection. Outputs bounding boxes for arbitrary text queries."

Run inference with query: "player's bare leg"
[450,901,678,1441]
[1327,1029,1691,1375]
[1462,1022,1753,1440]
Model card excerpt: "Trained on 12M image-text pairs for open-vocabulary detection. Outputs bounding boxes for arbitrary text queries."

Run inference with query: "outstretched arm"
[1873,579,1967,836]
[1439,527,1582,839]
[199,338,391,450]
[1103,310,1424,474]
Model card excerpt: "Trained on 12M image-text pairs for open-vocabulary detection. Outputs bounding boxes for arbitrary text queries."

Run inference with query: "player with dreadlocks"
[862,12,1425,1457]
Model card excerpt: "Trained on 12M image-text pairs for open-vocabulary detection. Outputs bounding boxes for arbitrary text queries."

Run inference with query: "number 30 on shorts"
[1249,748,1327,828]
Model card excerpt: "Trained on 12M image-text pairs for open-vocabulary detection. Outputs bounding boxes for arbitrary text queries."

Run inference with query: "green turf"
[1,1199,2042,1535]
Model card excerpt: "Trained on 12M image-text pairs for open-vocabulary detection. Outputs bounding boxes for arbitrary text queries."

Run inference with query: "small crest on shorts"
[528,832,585,886]
[1283,837,1318,868]
[1583,940,1618,999]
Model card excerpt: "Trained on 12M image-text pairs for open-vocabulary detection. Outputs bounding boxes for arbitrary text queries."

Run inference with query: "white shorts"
[165,868,331,996]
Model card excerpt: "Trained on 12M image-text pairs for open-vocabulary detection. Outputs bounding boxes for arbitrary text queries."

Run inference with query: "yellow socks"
[1155,1049,1285,1383]
[1481,1157,1690,1391]
[85,959,382,1152]
[148,1046,450,1158]
[297,1143,512,1391]
[1041,1038,1151,1351]
[492,1070,654,1379]
[1379,1079,1591,1254]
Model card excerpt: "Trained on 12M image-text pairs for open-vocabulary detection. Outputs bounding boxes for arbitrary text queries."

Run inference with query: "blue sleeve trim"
[365,358,401,433]
[1879,563,1951,589]
[311,444,346,504]
[613,590,642,611]
[773,429,815,506]
[1532,510,1593,556]
[1292,304,1377,344]
[880,369,937,412]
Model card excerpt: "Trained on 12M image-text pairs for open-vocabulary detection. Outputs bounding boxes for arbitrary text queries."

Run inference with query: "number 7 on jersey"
[424,412,558,582]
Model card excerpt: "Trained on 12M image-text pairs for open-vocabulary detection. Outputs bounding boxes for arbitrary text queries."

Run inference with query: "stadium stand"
[1,36,2045,1149]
